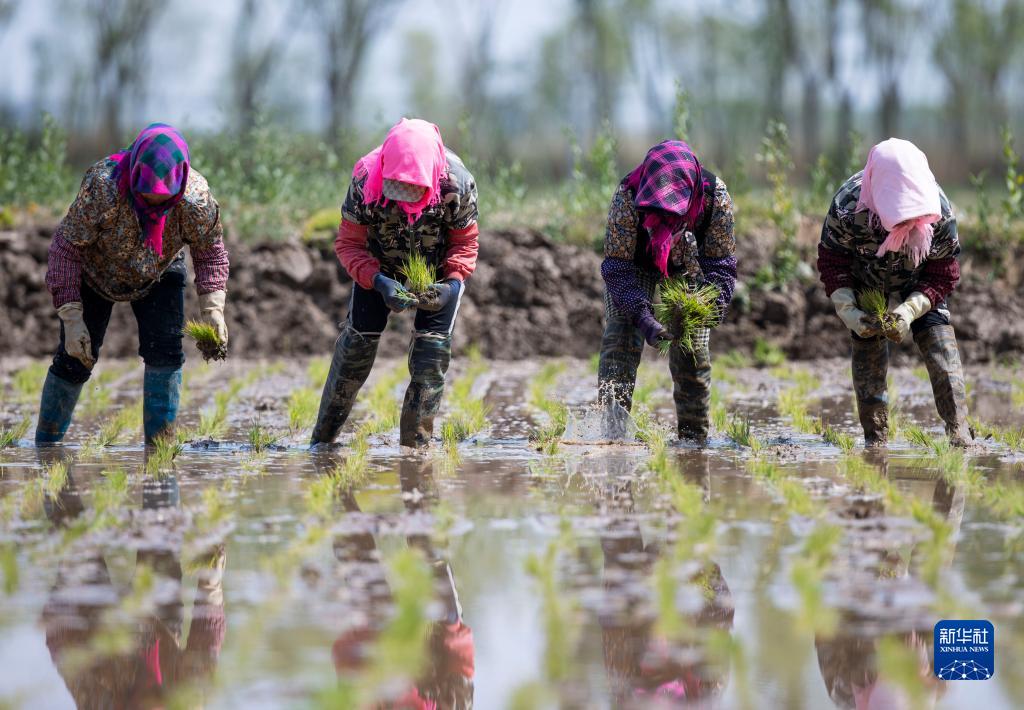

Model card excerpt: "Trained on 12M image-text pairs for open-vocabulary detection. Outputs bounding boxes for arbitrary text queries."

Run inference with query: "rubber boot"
[914,325,974,447]
[399,332,452,448]
[597,315,644,440]
[311,326,381,445]
[851,336,889,447]
[143,365,182,445]
[670,328,711,444]
[35,371,84,445]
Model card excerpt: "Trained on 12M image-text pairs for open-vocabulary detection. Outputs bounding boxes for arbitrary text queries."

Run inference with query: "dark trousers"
[348,282,461,335]
[50,259,187,384]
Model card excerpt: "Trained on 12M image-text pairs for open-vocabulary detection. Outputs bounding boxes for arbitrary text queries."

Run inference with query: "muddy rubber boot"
[851,336,889,447]
[143,365,182,445]
[597,315,644,413]
[400,333,452,448]
[310,327,381,445]
[914,324,973,447]
[35,371,84,445]
[670,328,711,444]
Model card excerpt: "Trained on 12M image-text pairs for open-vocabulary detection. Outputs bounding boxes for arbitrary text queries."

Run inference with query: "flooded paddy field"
[0,354,1022,709]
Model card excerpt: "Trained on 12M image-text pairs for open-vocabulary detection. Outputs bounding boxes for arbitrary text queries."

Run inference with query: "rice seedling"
[821,422,855,452]
[399,251,438,295]
[305,438,371,517]
[247,419,281,453]
[717,350,752,369]
[753,338,786,367]
[790,523,841,635]
[0,418,29,448]
[92,402,142,447]
[183,319,227,361]
[287,387,319,433]
[41,460,69,502]
[726,416,762,453]
[145,435,183,475]
[307,356,331,386]
[524,519,579,684]
[528,362,568,453]
[1,544,18,595]
[969,417,1024,451]
[857,288,901,341]
[359,363,407,435]
[80,383,112,418]
[746,458,817,516]
[653,279,720,354]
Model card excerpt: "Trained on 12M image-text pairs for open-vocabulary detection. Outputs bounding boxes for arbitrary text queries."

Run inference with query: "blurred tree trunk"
[862,0,916,139]
[760,0,798,123]
[306,0,402,146]
[81,0,164,146]
[574,0,624,137]
[231,0,284,132]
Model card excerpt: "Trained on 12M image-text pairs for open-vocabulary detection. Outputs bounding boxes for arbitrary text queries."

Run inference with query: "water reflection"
[327,456,475,708]
[38,449,225,709]
[816,454,964,710]
[591,453,734,707]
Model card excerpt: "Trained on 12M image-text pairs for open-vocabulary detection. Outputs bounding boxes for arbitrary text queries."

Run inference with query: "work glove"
[417,278,462,312]
[830,287,877,338]
[198,290,229,344]
[58,302,94,369]
[891,291,932,343]
[373,273,418,313]
[636,311,672,348]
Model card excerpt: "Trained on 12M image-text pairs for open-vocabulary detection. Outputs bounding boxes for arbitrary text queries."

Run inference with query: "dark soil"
[2,224,1022,362]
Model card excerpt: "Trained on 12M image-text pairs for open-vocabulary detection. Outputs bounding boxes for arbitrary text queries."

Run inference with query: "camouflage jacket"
[341,149,478,276]
[820,171,959,298]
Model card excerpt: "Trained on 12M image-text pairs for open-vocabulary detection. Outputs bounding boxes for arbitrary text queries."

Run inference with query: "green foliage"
[0,113,73,214]
[528,362,568,454]
[399,251,438,294]
[11,361,48,401]
[183,320,227,361]
[673,81,691,142]
[301,207,340,243]
[1001,124,1024,222]
[654,280,720,354]
[754,120,800,286]
[146,435,183,475]
[1,544,18,595]
[246,420,280,453]
[560,122,620,246]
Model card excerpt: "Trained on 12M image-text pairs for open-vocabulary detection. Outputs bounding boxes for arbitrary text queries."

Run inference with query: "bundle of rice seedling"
[183,320,227,361]
[399,252,438,297]
[857,289,901,342]
[653,280,720,354]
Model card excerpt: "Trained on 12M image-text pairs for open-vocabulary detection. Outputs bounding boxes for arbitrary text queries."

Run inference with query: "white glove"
[891,292,931,343]
[198,290,228,344]
[57,302,94,368]
[829,287,876,337]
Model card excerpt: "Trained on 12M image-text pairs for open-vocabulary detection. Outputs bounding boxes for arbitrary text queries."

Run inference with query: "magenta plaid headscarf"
[624,140,707,277]
[109,123,190,257]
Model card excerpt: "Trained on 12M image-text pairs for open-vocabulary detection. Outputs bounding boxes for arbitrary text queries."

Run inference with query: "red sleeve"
[444,223,479,282]
[817,243,854,296]
[191,240,230,294]
[334,219,380,290]
[46,233,83,307]
[916,257,960,307]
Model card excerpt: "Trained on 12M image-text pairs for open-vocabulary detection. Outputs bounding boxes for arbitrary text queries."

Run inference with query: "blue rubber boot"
[143,365,182,444]
[35,371,84,445]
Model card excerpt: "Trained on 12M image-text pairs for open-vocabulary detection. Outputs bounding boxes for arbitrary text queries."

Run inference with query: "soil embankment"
[2,224,1022,363]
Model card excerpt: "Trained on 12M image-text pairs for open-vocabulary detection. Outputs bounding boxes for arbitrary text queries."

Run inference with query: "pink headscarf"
[354,118,447,224]
[856,138,941,268]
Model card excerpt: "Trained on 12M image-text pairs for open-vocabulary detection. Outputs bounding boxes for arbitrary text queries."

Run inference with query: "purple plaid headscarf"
[109,123,190,257]
[624,140,707,277]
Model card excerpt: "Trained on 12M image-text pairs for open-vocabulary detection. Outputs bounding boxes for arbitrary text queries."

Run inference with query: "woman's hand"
[198,290,229,345]
[636,311,672,348]
[373,273,419,312]
[58,302,94,368]
[416,279,462,312]
[829,287,878,338]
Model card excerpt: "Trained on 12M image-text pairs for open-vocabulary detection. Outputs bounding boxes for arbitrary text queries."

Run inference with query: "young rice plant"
[183,320,227,361]
[654,280,720,355]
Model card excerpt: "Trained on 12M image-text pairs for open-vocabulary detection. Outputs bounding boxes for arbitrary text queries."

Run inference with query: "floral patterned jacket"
[46,159,230,306]
[601,172,737,323]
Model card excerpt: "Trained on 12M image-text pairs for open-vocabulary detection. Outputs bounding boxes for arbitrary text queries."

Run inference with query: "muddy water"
[0,356,1022,709]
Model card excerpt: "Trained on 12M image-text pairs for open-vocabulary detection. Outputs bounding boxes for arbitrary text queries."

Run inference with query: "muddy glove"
[891,291,931,343]
[58,302,94,369]
[198,290,228,344]
[373,273,418,313]
[636,311,671,348]
[417,278,462,312]
[830,287,877,338]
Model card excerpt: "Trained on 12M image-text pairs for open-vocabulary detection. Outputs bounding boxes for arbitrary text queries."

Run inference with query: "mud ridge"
[2,225,1021,362]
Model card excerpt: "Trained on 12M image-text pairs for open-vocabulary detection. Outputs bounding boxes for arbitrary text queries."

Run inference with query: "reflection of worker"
[597,141,737,444]
[818,139,972,447]
[328,457,475,707]
[595,475,734,705]
[40,458,226,709]
[816,458,960,709]
[35,123,229,446]
[311,118,479,449]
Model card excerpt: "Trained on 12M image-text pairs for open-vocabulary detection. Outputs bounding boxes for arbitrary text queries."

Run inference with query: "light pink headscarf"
[856,138,941,267]
[354,117,447,224]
